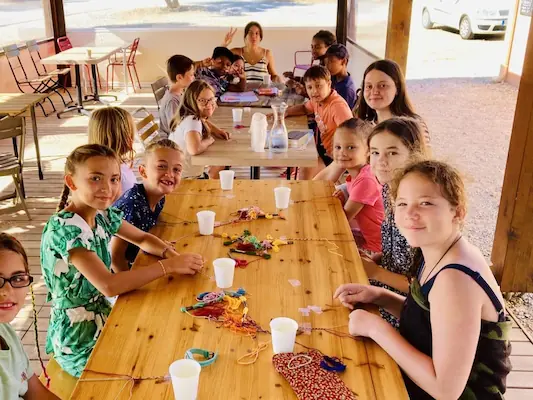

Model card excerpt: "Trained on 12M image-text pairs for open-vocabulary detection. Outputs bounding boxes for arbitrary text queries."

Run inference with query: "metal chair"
[0,117,31,220]
[25,40,73,107]
[292,51,313,78]
[107,38,141,92]
[56,36,102,91]
[2,44,58,117]
[151,76,169,111]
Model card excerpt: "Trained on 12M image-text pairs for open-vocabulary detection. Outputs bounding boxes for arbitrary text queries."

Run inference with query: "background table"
[40,47,120,117]
[197,108,317,179]
[70,180,408,400]
[0,93,48,180]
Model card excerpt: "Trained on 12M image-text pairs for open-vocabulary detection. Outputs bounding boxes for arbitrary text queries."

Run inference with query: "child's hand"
[294,82,306,96]
[332,189,346,205]
[211,126,231,140]
[165,253,204,275]
[334,283,382,310]
[222,27,237,47]
[201,57,212,68]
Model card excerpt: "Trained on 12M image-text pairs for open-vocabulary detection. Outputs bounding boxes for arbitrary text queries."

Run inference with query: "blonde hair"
[88,107,135,164]
[169,80,214,138]
[57,144,120,212]
[144,139,183,158]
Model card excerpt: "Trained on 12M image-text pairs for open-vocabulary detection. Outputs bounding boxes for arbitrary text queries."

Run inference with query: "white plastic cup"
[270,317,298,354]
[169,359,201,400]
[86,48,92,58]
[263,75,271,87]
[274,187,291,209]
[213,258,236,289]
[219,170,235,190]
[232,108,243,126]
[196,210,216,235]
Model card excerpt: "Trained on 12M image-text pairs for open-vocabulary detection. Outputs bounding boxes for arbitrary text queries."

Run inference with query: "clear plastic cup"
[213,258,236,289]
[219,170,235,190]
[232,108,243,127]
[263,75,271,87]
[86,48,92,58]
[274,187,291,209]
[169,359,201,400]
[270,317,298,354]
[196,210,215,235]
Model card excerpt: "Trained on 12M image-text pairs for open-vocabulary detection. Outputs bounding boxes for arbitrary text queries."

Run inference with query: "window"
[0,0,52,48]
[347,0,389,58]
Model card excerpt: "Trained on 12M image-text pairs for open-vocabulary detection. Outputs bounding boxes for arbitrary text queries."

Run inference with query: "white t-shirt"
[0,323,33,399]
[168,115,206,178]
[120,163,137,194]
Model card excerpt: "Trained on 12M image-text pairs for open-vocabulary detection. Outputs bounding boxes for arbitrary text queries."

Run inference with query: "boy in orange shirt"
[285,65,352,179]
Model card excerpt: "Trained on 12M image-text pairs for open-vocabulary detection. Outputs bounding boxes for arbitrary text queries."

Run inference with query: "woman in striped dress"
[223,22,281,84]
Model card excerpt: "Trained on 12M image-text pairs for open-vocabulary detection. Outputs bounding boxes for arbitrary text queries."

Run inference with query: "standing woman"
[354,59,430,146]
[223,22,281,84]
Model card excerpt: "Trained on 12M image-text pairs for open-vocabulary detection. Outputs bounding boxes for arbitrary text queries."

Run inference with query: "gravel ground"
[408,78,533,336]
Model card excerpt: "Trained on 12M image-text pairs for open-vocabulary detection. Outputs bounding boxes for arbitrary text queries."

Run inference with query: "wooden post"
[385,0,413,73]
[49,0,71,86]
[491,19,533,292]
[336,0,348,45]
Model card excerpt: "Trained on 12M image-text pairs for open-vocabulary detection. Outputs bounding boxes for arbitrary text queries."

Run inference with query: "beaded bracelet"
[158,260,167,276]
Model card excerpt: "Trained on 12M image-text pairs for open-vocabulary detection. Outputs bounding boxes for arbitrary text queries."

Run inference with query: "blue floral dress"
[40,208,123,377]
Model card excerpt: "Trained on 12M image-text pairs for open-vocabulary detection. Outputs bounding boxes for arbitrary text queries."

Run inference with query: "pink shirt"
[304,89,352,157]
[346,164,384,253]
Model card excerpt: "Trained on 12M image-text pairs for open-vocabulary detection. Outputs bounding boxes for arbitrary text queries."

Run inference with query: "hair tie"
[184,348,218,367]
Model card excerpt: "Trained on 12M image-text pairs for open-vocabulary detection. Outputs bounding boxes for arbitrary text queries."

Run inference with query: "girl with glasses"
[0,233,59,399]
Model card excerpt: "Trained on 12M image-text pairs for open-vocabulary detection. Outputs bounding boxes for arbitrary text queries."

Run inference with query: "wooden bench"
[39,357,78,400]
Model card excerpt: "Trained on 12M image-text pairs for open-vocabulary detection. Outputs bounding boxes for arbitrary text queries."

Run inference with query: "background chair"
[0,116,31,220]
[25,40,73,107]
[107,38,141,92]
[132,107,165,150]
[292,51,313,78]
[2,44,58,116]
[57,36,102,92]
[151,76,169,112]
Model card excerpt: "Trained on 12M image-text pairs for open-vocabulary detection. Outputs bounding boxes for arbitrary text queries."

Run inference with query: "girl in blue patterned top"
[112,140,183,271]
[40,144,204,377]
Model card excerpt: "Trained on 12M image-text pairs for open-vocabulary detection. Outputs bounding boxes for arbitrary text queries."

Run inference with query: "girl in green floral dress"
[40,144,204,377]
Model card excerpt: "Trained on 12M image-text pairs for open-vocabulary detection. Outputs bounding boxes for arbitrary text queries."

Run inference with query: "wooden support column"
[49,0,71,86]
[336,0,348,45]
[492,19,533,292]
[385,0,413,73]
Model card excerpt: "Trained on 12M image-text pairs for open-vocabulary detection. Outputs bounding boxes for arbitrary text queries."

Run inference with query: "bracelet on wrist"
[158,260,167,276]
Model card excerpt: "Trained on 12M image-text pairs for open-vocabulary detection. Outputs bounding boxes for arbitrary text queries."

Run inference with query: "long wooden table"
[0,93,49,180]
[196,107,318,179]
[70,180,408,400]
[40,47,120,117]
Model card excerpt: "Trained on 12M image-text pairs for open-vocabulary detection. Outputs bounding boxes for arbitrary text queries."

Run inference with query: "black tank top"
[399,263,512,399]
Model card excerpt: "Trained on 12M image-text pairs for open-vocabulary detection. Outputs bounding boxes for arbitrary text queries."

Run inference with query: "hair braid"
[57,184,70,212]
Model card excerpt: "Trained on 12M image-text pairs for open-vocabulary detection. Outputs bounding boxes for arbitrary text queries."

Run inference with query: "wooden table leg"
[30,106,44,180]
[252,166,261,180]
[286,167,292,180]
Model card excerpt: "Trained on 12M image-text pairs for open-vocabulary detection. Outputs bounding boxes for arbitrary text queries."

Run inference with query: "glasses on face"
[197,98,217,107]
[0,274,33,289]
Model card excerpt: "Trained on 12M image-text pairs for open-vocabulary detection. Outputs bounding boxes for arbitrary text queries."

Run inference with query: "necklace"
[420,234,462,284]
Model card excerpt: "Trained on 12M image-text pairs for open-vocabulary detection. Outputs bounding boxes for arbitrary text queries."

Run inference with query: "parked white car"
[421,0,510,39]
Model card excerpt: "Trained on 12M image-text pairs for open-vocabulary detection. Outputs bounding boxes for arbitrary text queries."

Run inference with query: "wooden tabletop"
[40,46,122,65]
[192,107,318,168]
[70,180,408,400]
[0,93,50,115]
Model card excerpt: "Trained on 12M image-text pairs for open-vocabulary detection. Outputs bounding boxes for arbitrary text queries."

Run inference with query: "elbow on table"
[98,281,118,298]
[188,147,203,156]
[433,381,467,400]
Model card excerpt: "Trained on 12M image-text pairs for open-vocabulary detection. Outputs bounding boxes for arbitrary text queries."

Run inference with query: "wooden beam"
[385,0,413,73]
[336,0,348,45]
[492,19,533,292]
[49,0,66,53]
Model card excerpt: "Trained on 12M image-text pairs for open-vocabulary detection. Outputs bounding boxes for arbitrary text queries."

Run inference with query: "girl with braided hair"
[40,144,204,377]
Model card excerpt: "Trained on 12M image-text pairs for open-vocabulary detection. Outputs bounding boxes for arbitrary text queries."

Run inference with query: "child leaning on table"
[284,65,353,179]
[314,118,384,254]
[88,106,137,195]
[112,139,183,271]
[169,80,229,179]
[40,144,204,378]
[0,234,60,399]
